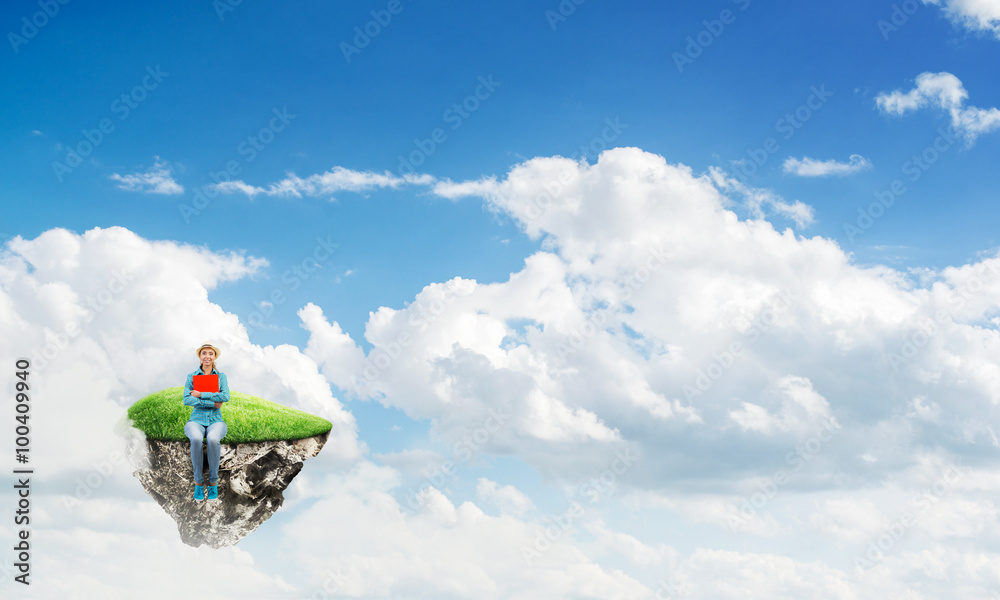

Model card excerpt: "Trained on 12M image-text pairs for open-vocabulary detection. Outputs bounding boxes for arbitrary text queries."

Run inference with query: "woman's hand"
[214,401,222,409]
[192,390,201,398]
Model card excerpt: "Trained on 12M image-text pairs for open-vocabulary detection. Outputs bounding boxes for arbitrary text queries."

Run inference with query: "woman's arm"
[182,373,198,407]
[217,373,230,403]
[184,373,217,409]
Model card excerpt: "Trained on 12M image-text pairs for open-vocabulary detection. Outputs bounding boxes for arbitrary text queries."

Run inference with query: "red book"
[192,374,219,393]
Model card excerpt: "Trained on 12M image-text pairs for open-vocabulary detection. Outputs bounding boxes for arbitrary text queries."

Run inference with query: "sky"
[2,0,1000,598]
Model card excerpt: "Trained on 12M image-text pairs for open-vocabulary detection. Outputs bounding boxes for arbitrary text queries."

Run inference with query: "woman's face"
[200,348,216,367]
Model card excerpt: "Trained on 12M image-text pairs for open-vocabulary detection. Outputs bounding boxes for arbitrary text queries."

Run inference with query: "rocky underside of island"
[130,432,328,548]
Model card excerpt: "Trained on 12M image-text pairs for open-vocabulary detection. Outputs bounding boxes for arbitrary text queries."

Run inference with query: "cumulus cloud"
[476,478,536,516]
[212,166,435,198]
[782,154,872,177]
[10,147,1000,597]
[728,375,838,435]
[109,157,184,194]
[0,226,362,480]
[876,72,1000,143]
[710,167,815,227]
[923,0,1000,38]
[295,148,1000,513]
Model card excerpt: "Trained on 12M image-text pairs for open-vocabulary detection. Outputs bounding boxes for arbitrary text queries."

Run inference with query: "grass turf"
[127,386,332,443]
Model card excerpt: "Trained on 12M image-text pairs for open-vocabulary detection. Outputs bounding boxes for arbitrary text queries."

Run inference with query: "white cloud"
[109,157,184,195]
[298,148,1000,504]
[729,375,838,435]
[923,0,1000,38]
[212,166,435,198]
[710,167,815,227]
[0,226,363,481]
[782,154,872,177]
[476,478,537,516]
[11,147,1000,597]
[876,72,1000,143]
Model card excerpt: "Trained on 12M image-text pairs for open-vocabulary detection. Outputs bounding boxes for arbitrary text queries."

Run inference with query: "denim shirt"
[183,366,230,426]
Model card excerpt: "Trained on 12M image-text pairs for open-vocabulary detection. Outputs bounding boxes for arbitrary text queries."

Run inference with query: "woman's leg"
[205,422,228,485]
[184,421,208,485]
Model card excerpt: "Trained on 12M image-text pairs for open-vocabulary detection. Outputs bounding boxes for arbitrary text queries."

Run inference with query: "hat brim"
[196,344,221,359]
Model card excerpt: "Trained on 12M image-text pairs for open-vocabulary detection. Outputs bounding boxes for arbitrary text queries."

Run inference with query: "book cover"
[192,374,219,394]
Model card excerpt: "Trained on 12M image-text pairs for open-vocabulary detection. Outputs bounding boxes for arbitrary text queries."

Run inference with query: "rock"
[130,432,328,548]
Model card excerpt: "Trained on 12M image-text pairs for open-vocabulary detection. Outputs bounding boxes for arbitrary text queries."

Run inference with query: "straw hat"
[195,342,221,360]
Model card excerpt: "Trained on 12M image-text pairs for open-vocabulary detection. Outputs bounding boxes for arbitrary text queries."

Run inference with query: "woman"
[182,342,230,501]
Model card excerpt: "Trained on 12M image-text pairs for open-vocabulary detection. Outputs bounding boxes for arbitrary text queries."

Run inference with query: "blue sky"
[4,1,1000,598]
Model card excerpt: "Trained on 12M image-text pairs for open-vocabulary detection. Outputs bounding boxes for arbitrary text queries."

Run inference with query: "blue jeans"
[184,421,227,485]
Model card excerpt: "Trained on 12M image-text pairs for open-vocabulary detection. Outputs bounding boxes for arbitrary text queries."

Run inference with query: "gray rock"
[130,432,328,548]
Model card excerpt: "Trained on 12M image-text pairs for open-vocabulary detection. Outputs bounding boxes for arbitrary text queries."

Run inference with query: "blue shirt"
[183,366,230,426]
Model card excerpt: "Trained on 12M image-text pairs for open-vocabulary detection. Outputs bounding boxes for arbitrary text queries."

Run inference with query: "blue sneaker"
[207,484,219,500]
[193,485,205,501]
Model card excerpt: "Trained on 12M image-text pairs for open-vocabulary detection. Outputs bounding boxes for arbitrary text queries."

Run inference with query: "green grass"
[127,387,333,443]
